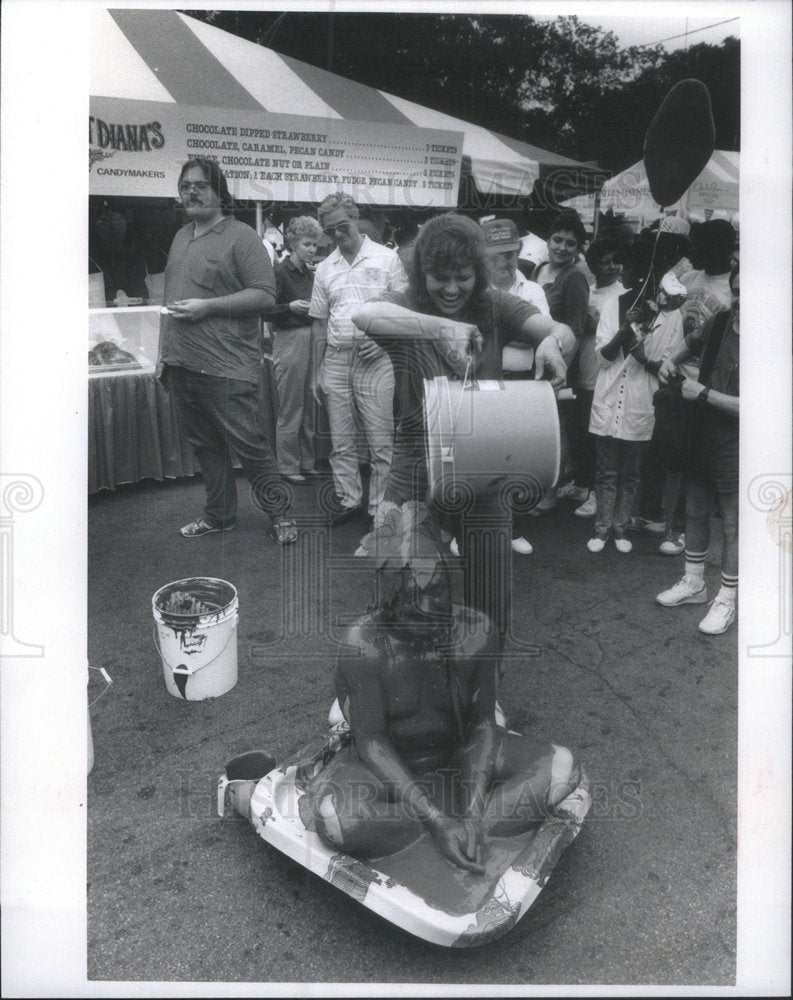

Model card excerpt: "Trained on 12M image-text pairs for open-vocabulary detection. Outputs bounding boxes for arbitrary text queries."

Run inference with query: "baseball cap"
[481,218,521,253]
[659,215,691,236]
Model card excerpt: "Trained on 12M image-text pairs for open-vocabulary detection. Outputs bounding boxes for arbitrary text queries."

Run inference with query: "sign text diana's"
[89,116,165,152]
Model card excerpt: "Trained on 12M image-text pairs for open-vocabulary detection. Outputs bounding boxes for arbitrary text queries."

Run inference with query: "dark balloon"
[643,79,716,207]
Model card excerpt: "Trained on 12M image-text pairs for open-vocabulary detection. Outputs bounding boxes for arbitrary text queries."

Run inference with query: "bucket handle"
[152,615,239,676]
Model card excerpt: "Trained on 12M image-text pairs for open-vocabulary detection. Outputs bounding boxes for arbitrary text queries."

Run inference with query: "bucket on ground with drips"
[152,578,238,700]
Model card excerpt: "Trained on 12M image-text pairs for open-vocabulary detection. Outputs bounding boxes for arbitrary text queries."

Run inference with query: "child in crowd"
[566,237,625,519]
[586,245,686,553]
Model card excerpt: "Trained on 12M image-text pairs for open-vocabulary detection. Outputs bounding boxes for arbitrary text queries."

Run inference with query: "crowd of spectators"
[157,160,740,637]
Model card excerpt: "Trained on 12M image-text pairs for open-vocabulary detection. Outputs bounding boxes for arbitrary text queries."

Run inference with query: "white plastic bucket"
[152,578,239,701]
[424,376,560,501]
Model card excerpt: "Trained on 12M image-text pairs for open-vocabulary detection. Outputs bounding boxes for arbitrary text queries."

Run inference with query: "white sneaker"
[659,532,685,556]
[613,536,632,553]
[656,575,708,607]
[449,538,460,557]
[511,536,533,555]
[574,491,597,517]
[557,481,589,502]
[587,535,607,553]
[698,596,736,635]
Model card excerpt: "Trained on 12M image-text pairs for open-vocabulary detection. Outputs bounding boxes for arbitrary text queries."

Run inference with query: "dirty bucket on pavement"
[152,578,238,701]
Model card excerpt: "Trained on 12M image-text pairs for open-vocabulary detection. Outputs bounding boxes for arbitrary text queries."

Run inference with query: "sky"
[564,14,739,51]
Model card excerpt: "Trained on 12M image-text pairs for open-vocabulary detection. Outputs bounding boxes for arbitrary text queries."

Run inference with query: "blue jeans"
[169,365,285,528]
[594,436,649,535]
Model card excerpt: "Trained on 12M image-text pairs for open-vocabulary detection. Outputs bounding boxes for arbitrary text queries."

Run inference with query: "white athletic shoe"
[613,536,633,553]
[574,491,597,517]
[449,538,460,557]
[511,537,533,555]
[698,596,736,635]
[587,535,607,553]
[659,532,686,556]
[656,575,708,607]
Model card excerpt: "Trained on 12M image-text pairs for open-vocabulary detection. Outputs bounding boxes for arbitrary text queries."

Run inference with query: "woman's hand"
[428,815,485,873]
[166,299,211,322]
[533,336,567,388]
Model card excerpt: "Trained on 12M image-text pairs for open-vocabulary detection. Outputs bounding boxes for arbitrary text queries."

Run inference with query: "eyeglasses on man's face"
[322,221,352,239]
[179,180,212,194]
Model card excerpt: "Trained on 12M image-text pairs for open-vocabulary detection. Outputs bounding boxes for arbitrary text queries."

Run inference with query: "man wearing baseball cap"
[481,217,550,556]
[481,218,550,317]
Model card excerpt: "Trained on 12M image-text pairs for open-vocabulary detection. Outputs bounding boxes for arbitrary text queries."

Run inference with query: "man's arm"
[680,380,739,416]
[166,287,273,322]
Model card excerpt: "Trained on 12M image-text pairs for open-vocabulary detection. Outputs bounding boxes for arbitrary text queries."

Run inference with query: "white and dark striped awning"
[91,7,602,202]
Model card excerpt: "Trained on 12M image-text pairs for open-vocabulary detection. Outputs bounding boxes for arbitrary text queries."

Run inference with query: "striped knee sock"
[718,573,738,604]
[684,550,707,583]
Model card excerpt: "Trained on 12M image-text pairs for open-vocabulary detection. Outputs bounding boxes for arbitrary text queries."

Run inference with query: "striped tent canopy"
[91,7,603,204]
[563,150,739,227]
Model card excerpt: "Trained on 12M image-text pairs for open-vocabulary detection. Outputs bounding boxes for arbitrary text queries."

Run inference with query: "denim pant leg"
[638,430,666,522]
[614,440,650,531]
[351,351,395,514]
[594,435,619,534]
[320,348,362,508]
[218,376,286,520]
[170,367,238,529]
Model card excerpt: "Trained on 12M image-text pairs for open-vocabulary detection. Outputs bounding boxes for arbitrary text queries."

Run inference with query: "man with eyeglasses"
[158,158,297,543]
[309,193,408,526]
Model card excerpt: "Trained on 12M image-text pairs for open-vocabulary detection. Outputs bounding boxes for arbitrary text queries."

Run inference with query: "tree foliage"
[179,11,739,173]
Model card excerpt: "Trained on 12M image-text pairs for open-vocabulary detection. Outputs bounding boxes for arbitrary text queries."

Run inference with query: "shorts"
[686,420,739,494]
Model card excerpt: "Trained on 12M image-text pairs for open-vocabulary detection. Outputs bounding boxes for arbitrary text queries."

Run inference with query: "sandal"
[271,517,298,545]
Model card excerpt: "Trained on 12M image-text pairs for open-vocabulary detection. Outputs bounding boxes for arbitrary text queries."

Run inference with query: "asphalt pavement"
[87,471,737,989]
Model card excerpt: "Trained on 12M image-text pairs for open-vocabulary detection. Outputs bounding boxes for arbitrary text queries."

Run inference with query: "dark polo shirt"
[160,215,275,384]
[261,254,316,331]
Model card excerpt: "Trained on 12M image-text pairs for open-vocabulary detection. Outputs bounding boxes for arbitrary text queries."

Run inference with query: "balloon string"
[628,222,664,314]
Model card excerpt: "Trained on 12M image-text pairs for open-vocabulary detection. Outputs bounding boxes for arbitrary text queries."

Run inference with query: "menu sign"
[90,98,464,208]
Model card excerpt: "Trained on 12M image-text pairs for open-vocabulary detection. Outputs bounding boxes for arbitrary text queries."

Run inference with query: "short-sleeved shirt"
[367,288,539,501]
[576,281,625,390]
[160,216,275,384]
[589,298,684,442]
[261,255,316,331]
[533,260,590,338]
[308,235,408,346]
[686,311,738,488]
[687,310,739,400]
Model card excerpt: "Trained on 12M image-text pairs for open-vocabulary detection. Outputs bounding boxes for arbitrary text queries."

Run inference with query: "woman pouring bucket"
[351,212,576,648]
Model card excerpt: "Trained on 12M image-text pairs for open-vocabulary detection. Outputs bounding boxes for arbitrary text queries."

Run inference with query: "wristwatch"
[699,387,711,404]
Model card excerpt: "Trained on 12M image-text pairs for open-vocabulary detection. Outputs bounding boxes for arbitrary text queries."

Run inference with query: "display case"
[89,305,162,376]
